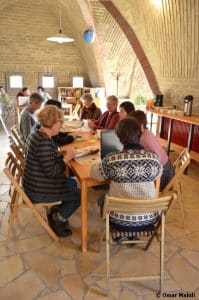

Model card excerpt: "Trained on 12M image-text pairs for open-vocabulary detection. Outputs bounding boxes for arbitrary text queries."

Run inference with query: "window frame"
[38,73,55,89]
[7,73,24,90]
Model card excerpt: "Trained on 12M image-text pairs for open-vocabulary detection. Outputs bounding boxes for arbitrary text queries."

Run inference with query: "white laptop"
[18,96,29,106]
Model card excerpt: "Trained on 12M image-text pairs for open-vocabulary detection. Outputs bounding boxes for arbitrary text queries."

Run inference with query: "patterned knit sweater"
[91,146,162,230]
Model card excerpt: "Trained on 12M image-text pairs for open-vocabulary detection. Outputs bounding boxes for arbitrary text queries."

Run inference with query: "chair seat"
[33,201,62,207]
[18,201,62,208]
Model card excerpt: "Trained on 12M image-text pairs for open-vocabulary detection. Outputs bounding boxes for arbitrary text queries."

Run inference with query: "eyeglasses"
[58,120,64,124]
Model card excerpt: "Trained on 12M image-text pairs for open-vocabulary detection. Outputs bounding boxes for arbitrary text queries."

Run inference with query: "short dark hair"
[107,95,118,105]
[130,110,147,128]
[82,93,93,102]
[22,87,29,92]
[119,101,135,114]
[38,86,45,91]
[0,86,3,89]
[45,99,62,109]
[115,117,141,146]
[29,93,44,104]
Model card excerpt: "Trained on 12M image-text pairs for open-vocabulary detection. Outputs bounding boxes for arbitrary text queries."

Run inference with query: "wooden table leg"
[81,180,88,253]
[184,124,194,174]
[150,112,153,131]
[167,119,174,156]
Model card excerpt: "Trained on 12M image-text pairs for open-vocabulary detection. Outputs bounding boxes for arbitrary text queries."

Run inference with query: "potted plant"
[133,94,147,109]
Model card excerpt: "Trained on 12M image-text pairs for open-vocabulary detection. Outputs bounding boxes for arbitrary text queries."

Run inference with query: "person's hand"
[63,148,75,163]
[88,120,95,129]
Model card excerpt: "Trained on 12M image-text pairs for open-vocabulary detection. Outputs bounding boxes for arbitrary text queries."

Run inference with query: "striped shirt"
[22,129,71,196]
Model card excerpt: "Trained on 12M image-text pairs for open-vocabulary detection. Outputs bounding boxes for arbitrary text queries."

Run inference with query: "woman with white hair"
[22,105,80,237]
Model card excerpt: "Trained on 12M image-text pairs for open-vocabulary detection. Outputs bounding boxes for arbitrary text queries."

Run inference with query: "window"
[72,76,84,88]
[42,75,55,88]
[9,75,23,88]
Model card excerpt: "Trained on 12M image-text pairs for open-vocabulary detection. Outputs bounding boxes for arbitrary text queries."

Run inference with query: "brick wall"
[92,1,153,99]
[111,0,199,113]
[0,0,90,101]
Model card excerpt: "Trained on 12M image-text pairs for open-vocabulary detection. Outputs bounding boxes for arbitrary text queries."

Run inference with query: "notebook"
[100,130,123,159]
[74,146,99,158]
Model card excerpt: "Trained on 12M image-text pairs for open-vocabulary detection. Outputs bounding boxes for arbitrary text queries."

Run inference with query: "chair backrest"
[5,152,22,182]
[5,152,23,204]
[155,176,161,194]
[103,193,176,218]
[163,148,190,192]
[9,136,24,168]
[11,126,25,152]
[72,103,81,117]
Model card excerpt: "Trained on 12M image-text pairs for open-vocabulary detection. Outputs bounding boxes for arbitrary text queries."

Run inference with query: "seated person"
[19,93,44,143]
[0,86,10,117]
[119,101,135,120]
[131,110,174,190]
[80,93,102,121]
[16,87,30,98]
[91,117,162,236]
[88,95,119,130]
[22,105,80,237]
[38,86,51,102]
[45,99,74,146]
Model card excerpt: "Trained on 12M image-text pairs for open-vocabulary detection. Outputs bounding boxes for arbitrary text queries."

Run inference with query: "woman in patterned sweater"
[91,117,162,234]
[22,105,80,237]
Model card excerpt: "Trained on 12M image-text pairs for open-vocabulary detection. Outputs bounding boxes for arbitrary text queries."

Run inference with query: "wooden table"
[61,132,109,252]
[147,108,199,156]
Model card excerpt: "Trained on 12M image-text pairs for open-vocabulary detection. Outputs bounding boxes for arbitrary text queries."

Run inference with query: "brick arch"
[100,0,161,94]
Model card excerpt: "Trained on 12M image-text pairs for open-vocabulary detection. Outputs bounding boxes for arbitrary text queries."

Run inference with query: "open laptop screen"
[100,130,123,159]
[18,96,29,106]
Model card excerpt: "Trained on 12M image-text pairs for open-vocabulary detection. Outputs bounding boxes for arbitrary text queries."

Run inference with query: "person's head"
[45,99,62,109]
[106,95,118,113]
[81,93,93,109]
[37,105,64,136]
[115,117,141,147]
[37,86,45,93]
[130,110,147,131]
[22,87,30,96]
[29,93,44,111]
[119,101,135,120]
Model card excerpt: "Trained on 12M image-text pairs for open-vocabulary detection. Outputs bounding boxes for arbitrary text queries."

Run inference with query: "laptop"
[100,130,123,159]
[18,96,29,106]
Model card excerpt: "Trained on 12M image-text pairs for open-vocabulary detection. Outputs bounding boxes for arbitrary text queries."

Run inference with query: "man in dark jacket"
[80,93,102,121]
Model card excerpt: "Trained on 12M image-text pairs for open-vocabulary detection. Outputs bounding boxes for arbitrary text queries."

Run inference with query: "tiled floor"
[0,130,198,300]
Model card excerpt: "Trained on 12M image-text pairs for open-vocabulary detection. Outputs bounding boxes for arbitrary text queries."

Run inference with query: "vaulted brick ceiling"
[0,0,152,98]
[110,0,199,108]
[4,0,199,107]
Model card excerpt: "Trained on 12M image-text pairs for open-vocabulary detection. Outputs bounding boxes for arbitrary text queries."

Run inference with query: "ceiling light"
[47,5,74,44]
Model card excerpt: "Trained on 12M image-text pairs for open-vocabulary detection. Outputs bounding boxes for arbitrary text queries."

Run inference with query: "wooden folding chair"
[9,135,24,168]
[162,148,190,227]
[4,154,61,242]
[103,193,176,295]
[11,125,25,152]
[99,177,161,252]
[72,103,81,117]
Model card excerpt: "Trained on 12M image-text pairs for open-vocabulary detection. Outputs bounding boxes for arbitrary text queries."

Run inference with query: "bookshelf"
[57,87,91,117]
[57,86,106,116]
[58,87,90,104]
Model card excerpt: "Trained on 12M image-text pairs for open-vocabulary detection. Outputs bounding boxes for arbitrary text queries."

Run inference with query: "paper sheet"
[75,153,100,164]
